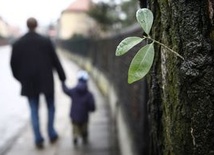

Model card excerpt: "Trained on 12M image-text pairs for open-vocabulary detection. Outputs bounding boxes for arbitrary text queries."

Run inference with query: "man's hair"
[26,17,38,31]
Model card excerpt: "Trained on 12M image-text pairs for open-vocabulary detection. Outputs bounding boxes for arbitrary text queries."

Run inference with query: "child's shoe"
[73,138,78,145]
[82,136,88,144]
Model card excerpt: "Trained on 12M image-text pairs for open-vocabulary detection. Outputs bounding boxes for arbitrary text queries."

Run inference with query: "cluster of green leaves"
[115,8,184,84]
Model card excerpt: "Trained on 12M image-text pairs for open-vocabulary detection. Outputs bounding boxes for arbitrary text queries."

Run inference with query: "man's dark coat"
[10,31,66,97]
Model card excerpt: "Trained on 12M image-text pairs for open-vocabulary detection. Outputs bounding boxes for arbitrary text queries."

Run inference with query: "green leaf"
[115,37,143,56]
[136,8,153,35]
[128,42,154,84]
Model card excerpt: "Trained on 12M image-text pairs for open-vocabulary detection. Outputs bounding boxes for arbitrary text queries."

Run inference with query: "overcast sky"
[0,0,75,32]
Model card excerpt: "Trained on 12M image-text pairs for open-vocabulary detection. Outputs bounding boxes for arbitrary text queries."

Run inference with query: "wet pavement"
[0,45,29,155]
[0,45,113,155]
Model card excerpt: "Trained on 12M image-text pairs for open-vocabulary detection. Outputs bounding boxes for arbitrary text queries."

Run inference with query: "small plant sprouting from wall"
[115,8,184,84]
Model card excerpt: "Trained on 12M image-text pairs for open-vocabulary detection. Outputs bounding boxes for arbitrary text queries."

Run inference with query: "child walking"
[62,70,96,145]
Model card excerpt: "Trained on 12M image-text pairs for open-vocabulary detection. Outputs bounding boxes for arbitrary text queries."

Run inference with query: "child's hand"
[61,82,70,95]
[61,82,66,89]
[61,80,66,86]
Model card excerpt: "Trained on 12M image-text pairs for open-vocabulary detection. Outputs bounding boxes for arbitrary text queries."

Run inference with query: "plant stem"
[145,36,184,60]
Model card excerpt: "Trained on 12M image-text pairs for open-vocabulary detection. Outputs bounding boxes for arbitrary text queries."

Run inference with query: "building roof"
[65,0,91,12]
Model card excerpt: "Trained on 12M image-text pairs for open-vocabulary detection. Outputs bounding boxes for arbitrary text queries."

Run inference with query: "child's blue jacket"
[62,81,95,123]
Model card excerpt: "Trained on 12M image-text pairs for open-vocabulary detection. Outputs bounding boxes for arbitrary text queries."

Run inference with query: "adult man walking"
[10,17,66,148]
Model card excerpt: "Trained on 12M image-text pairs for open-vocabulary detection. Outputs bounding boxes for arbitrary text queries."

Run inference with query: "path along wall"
[59,24,149,155]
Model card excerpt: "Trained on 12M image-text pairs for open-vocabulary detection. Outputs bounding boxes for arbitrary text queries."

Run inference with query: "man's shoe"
[50,135,59,144]
[36,142,44,149]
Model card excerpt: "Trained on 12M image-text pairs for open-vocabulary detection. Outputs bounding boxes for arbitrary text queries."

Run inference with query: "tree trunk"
[139,0,214,154]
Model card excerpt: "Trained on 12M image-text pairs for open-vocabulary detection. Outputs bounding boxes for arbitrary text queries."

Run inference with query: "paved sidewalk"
[4,50,113,155]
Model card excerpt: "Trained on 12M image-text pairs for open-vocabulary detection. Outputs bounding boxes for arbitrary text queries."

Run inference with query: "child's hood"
[76,81,88,93]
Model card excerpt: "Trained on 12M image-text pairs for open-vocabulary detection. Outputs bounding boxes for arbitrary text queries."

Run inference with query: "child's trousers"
[72,121,88,143]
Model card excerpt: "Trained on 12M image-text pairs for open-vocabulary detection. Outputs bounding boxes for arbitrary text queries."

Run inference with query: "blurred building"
[0,17,10,38]
[58,0,97,39]
[9,26,21,39]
